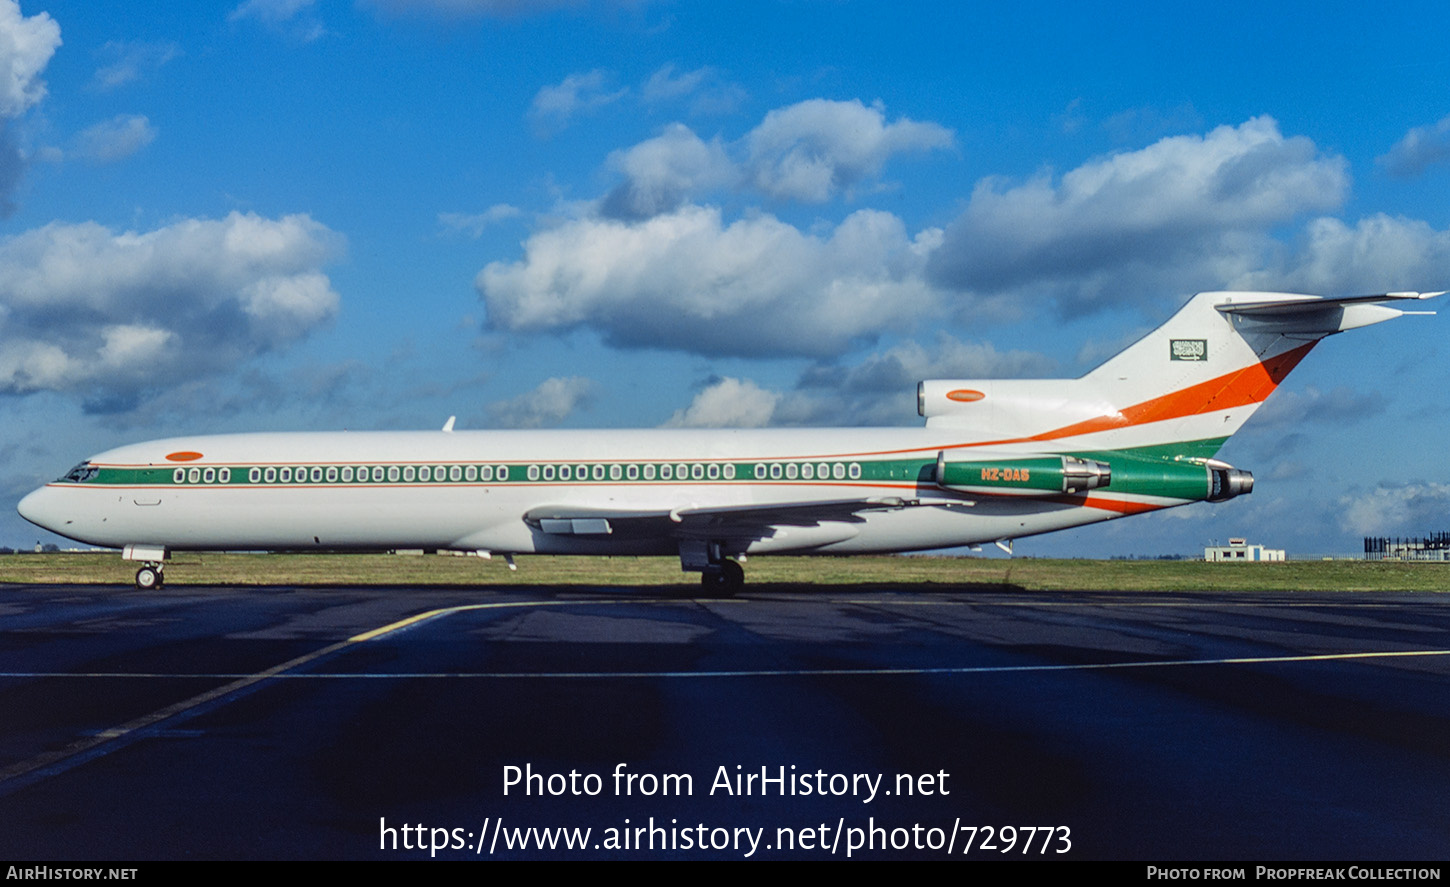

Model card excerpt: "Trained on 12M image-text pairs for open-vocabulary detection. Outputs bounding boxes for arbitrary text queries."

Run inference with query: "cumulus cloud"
[487,376,597,428]
[72,114,156,163]
[599,99,953,218]
[1231,213,1450,295]
[1379,116,1450,178]
[744,99,954,202]
[663,377,781,428]
[0,0,59,216]
[0,212,343,410]
[91,40,180,91]
[529,69,627,134]
[1338,482,1450,536]
[600,124,736,219]
[477,203,942,357]
[785,334,1056,426]
[658,336,1056,430]
[0,0,59,117]
[798,334,1056,394]
[927,116,1348,312]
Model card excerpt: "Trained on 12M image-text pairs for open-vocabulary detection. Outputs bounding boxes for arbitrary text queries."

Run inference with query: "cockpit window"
[60,462,100,483]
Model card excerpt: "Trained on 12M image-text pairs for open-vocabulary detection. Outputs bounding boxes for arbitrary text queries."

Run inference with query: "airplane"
[17,290,1441,592]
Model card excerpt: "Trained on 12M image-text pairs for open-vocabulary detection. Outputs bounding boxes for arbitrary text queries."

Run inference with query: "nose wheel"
[135,563,164,590]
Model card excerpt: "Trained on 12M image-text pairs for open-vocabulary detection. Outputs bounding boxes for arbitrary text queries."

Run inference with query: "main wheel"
[135,565,163,590]
[700,560,745,595]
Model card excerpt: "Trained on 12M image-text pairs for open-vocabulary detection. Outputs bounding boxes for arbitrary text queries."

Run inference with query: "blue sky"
[5,0,1450,556]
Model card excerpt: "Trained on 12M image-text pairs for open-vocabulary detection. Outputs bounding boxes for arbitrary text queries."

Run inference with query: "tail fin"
[919,291,1440,458]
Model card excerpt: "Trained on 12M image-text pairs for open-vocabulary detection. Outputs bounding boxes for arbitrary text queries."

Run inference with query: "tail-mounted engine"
[935,453,1112,496]
[933,452,1253,503]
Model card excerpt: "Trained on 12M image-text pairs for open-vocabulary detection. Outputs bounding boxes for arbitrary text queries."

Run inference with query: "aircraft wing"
[524,496,917,541]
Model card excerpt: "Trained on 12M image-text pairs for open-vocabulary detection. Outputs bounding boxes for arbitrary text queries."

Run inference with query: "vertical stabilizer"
[919,291,1439,457]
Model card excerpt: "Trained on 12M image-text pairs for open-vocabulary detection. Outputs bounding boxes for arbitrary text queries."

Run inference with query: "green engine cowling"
[934,454,1112,495]
[1104,454,1253,502]
[934,452,1253,502]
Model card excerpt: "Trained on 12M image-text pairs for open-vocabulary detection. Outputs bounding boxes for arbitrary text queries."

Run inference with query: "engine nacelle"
[1096,455,1254,503]
[935,453,1112,496]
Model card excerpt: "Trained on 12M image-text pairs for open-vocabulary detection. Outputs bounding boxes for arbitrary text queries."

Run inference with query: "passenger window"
[249,467,261,484]
[785,463,798,480]
[451,465,463,482]
[326,466,338,483]
[609,464,622,481]
[644,464,657,480]
[527,465,540,481]
[174,468,186,484]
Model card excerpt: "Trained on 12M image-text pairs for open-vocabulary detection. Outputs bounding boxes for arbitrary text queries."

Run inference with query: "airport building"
[1364,532,1450,561]
[1204,538,1285,562]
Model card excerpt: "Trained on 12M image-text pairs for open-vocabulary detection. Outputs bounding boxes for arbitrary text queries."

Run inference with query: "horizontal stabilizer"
[1213,291,1443,316]
[1213,291,1441,335]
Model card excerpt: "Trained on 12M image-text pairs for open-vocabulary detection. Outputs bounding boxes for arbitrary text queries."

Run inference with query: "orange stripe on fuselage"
[1018,341,1317,446]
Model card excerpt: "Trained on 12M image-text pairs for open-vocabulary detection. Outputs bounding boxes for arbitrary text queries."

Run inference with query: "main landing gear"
[680,540,745,595]
[700,559,744,594]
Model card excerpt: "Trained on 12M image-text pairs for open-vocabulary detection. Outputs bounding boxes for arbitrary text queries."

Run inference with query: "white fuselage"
[17,427,1162,557]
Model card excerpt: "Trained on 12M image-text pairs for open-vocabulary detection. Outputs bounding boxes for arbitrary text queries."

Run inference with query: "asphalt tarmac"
[1,581,1448,860]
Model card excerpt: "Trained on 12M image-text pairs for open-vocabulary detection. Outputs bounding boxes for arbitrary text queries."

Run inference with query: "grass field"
[2,551,1449,592]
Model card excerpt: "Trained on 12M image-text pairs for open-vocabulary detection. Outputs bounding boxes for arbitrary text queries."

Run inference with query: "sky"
[4,0,1450,557]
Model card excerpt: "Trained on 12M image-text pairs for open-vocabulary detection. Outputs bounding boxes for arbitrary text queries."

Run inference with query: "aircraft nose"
[17,486,64,534]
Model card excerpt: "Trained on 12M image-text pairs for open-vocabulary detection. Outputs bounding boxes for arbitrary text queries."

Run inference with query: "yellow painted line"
[346,597,691,642]
[0,638,351,789]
